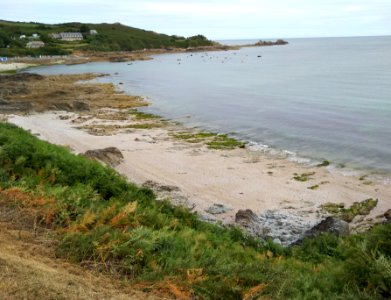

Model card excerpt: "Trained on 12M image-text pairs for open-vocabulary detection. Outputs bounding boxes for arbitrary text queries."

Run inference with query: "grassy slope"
[0,223,159,299]
[0,122,390,299]
[0,20,213,56]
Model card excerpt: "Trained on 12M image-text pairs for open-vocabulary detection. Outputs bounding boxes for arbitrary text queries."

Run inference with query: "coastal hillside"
[0,20,214,57]
[0,120,390,299]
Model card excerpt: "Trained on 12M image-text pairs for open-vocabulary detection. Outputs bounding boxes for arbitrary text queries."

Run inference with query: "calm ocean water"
[30,36,391,174]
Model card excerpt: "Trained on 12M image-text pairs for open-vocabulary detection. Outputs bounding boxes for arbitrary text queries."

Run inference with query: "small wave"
[248,141,318,166]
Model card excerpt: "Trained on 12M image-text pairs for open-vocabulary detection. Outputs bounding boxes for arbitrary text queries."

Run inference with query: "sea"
[28,36,391,176]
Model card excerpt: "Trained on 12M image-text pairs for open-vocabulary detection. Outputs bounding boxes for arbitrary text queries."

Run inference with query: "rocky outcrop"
[84,147,124,167]
[73,101,90,111]
[384,209,391,223]
[50,102,73,111]
[0,74,44,113]
[254,39,288,46]
[142,180,195,210]
[235,209,266,238]
[293,216,349,245]
[258,210,314,245]
[0,73,44,83]
[234,209,315,246]
[0,100,33,112]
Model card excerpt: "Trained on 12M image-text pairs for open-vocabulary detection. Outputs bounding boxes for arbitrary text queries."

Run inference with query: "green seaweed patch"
[317,160,330,167]
[173,131,216,140]
[125,123,163,129]
[206,134,245,150]
[307,184,319,190]
[293,172,315,182]
[173,131,245,150]
[321,198,378,222]
[129,109,161,120]
[0,69,18,75]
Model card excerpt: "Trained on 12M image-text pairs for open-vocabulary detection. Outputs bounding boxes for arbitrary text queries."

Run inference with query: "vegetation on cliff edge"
[0,122,390,299]
[0,20,214,57]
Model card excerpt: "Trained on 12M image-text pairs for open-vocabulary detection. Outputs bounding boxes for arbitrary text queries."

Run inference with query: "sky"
[1,0,391,39]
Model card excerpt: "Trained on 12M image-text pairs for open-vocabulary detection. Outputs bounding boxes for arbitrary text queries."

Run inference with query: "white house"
[61,32,83,41]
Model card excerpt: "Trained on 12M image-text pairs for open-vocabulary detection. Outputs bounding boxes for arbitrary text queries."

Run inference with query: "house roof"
[59,32,83,38]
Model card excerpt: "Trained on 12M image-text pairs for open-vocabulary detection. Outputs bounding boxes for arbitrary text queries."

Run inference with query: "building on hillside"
[50,32,84,41]
[89,29,98,35]
[19,35,26,39]
[26,41,45,48]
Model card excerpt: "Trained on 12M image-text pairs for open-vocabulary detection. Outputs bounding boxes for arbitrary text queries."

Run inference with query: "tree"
[80,24,90,34]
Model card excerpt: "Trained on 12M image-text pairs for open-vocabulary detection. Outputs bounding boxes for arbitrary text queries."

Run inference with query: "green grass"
[1,122,390,299]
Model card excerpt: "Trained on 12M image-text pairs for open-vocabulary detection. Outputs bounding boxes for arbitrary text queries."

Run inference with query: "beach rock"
[84,147,124,167]
[235,209,259,225]
[384,209,391,222]
[294,216,349,245]
[205,203,232,215]
[142,180,195,210]
[235,209,266,237]
[257,210,315,246]
[199,213,217,223]
[235,209,314,247]
[73,100,90,111]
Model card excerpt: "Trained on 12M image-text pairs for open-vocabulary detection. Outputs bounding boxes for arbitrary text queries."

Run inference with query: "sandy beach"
[8,110,391,233]
[0,62,34,72]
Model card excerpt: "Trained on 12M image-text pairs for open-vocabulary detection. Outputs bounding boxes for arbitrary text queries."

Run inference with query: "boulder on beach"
[384,209,391,223]
[235,209,316,246]
[235,209,266,237]
[293,216,349,245]
[142,180,195,210]
[84,147,124,167]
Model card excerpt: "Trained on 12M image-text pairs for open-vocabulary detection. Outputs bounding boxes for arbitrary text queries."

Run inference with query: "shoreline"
[8,108,391,238]
[1,71,390,245]
[0,39,287,72]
